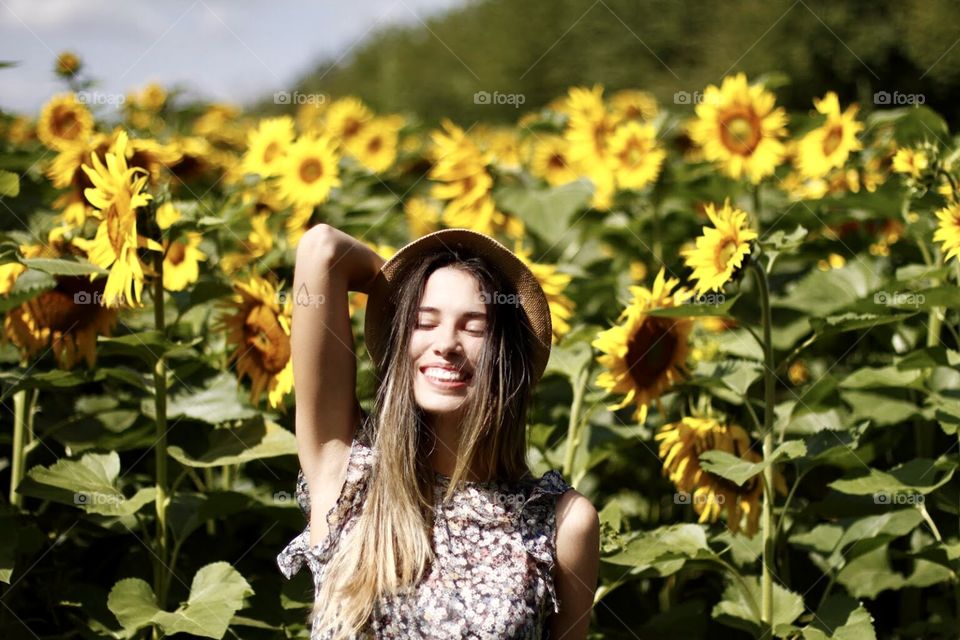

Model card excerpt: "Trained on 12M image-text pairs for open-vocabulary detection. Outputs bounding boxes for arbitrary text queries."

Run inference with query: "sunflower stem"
[9,385,26,507]
[151,249,171,638]
[563,366,590,480]
[748,260,776,636]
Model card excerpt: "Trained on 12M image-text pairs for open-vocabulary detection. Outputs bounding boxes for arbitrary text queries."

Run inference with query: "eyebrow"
[416,306,487,319]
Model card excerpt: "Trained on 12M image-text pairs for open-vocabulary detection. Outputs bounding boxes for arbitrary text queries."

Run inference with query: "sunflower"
[608,120,666,190]
[325,96,373,148]
[474,126,523,172]
[934,202,960,264]
[346,115,404,173]
[794,92,863,179]
[592,267,695,424]
[242,116,295,178]
[2,230,117,369]
[687,73,788,183]
[128,82,167,112]
[564,84,617,169]
[37,93,95,151]
[891,147,929,178]
[680,198,758,296]
[218,212,274,276]
[530,136,578,186]
[276,133,341,208]
[656,415,788,537]
[609,89,658,123]
[74,130,162,308]
[514,242,575,343]
[216,275,294,409]
[4,275,119,369]
[404,197,442,238]
[55,51,81,77]
[162,232,207,291]
[428,119,522,239]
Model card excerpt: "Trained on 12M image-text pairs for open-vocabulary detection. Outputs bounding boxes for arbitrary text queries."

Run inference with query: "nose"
[432,323,463,359]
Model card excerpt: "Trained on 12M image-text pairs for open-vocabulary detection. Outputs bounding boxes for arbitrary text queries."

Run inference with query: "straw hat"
[363,228,553,383]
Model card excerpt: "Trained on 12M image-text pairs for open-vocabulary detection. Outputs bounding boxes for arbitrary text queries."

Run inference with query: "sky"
[0,0,467,114]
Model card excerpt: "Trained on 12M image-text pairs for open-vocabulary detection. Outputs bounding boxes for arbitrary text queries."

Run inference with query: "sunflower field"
[2,53,960,639]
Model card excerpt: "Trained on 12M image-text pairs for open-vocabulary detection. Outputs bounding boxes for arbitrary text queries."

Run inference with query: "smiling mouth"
[420,367,472,385]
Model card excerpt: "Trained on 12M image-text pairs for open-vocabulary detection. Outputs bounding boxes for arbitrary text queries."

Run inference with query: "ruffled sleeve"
[518,469,573,615]
[276,436,375,581]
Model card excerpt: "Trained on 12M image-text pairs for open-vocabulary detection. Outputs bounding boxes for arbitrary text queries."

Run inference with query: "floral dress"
[276,435,574,639]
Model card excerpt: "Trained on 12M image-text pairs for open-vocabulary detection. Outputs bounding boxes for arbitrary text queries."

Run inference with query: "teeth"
[424,367,466,382]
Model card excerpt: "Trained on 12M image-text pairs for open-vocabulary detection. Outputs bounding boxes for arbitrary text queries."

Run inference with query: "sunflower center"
[167,241,186,266]
[246,306,291,374]
[625,317,678,387]
[719,110,761,155]
[548,153,567,170]
[53,107,82,141]
[367,136,383,153]
[821,125,844,156]
[715,239,739,271]
[263,141,281,164]
[621,139,645,167]
[299,158,324,184]
[343,118,361,139]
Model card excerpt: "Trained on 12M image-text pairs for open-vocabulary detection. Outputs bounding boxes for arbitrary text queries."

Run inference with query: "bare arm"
[550,490,600,639]
[291,224,384,543]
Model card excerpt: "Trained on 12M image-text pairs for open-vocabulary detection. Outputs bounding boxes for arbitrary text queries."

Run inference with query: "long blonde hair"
[309,246,541,637]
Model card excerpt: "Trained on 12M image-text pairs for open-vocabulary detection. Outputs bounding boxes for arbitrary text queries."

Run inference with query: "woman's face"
[409,266,488,415]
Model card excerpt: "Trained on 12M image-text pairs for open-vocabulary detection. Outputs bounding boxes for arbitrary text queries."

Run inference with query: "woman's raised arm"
[290,223,384,535]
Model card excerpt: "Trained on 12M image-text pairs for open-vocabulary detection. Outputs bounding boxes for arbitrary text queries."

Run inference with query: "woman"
[277,224,599,639]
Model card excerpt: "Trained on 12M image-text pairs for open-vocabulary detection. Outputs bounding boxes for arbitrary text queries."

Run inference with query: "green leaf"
[108,562,254,638]
[158,371,259,424]
[0,170,19,197]
[837,365,923,389]
[841,389,922,426]
[759,224,807,271]
[828,457,956,496]
[647,292,740,318]
[495,179,593,246]
[809,312,917,335]
[602,523,713,568]
[895,347,960,370]
[772,262,882,316]
[167,418,297,468]
[97,331,201,366]
[20,257,109,276]
[801,594,877,640]
[699,440,805,487]
[18,451,156,516]
[711,575,804,635]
